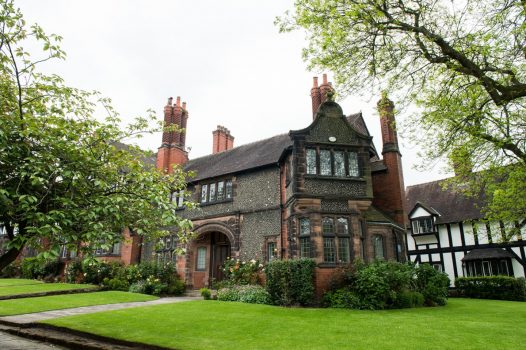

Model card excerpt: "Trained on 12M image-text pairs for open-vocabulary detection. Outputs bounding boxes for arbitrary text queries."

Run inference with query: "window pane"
[225,180,233,199]
[323,237,336,263]
[178,190,184,207]
[300,237,311,258]
[334,151,345,176]
[201,184,208,203]
[217,181,224,201]
[322,217,334,235]
[300,218,310,236]
[339,238,350,263]
[320,150,332,175]
[268,242,276,261]
[348,152,359,177]
[306,149,317,174]
[336,218,349,235]
[197,247,206,270]
[209,183,217,202]
[373,235,384,259]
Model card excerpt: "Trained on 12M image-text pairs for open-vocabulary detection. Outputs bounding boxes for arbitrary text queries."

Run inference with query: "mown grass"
[0,291,158,316]
[44,298,526,350]
[0,278,95,296]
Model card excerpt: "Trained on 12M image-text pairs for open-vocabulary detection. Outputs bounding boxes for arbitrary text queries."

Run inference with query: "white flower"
[250,259,256,264]
[258,264,263,268]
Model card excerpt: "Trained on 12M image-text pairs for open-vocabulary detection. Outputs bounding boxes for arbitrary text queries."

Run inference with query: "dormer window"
[412,217,434,234]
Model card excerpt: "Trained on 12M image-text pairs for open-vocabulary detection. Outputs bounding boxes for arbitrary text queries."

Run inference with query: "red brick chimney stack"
[212,125,234,154]
[311,74,335,119]
[310,77,321,118]
[371,93,407,227]
[156,95,189,173]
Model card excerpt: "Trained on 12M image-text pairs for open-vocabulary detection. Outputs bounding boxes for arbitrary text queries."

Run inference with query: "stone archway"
[190,223,236,289]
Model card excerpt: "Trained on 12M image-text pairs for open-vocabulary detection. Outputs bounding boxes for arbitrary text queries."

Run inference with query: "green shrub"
[221,258,264,286]
[455,276,526,301]
[217,285,270,304]
[165,278,185,296]
[323,288,361,309]
[200,288,211,300]
[0,261,21,278]
[102,277,130,291]
[395,291,424,309]
[265,259,316,306]
[21,257,63,280]
[129,280,146,294]
[415,264,450,306]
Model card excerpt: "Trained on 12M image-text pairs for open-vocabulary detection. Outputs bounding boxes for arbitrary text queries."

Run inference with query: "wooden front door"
[210,232,231,284]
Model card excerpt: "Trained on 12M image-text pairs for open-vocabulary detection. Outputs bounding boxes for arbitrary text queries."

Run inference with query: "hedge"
[455,276,526,301]
[265,259,316,306]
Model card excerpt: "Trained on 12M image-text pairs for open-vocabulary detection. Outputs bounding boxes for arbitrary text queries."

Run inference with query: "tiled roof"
[184,134,292,182]
[405,179,485,224]
[462,248,514,261]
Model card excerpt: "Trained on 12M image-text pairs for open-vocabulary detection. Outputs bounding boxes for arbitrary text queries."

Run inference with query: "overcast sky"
[17,0,449,186]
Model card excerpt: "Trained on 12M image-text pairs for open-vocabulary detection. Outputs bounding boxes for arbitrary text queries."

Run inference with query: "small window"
[267,242,277,261]
[209,183,217,202]
[300,237,311,258]
[334,151,345,176]
[412,217,434,234]
[225,180,233,199]
[348,152,359,177]
[306,149,317,174]
[201,184,208,203]
[323,237,336,263]
[320,150,332,175]
[300,218,310,236]
[336,218,349,235]
[338,237,350,263]
[217,181,224,201]
[373,235,385,260]
[196,247,206,271]
[322,217,334,235]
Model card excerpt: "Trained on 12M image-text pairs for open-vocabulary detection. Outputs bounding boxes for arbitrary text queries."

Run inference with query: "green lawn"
[0,291,158,316]
[44,298,526,350]
[0,278,96,296]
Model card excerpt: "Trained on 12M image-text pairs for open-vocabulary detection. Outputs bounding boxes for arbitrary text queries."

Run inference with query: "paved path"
[0,296,200,325]
[0,330,67,350]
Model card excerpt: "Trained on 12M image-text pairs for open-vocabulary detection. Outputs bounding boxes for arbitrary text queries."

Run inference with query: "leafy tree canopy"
[0,0,194,270]
[279,0,526,235]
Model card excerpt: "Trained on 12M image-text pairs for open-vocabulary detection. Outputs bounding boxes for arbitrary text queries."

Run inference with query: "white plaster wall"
[431,253,440,261]
[406,233,416,250]
[476,222,490,244]
[409,207,431,219]
[442,252,455,286]
[450,223,462,247]
[438,226,449,247]
[463,222,476,246]
[414,235,438,246]
[420,254,429,263]
[511,247,525,278]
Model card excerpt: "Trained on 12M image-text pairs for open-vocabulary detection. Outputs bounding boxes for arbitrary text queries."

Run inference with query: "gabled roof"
[184,133,292,182]
[405,179,485,224]
[408,201,441,218]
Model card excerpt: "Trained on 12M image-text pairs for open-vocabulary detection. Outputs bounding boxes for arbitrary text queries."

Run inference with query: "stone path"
[0,330,67,350]
[0,296,200,325]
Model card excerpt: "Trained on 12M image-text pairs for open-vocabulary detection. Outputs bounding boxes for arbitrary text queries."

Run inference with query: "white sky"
[17,0,450,186]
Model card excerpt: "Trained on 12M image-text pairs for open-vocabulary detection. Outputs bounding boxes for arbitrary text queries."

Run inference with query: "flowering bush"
[221,257,264,286]
[217,285,270,304]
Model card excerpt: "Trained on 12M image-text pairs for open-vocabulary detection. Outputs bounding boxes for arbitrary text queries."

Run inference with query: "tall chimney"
[311,77,321,119]
[319,73,333,104]
[212,125,235,154]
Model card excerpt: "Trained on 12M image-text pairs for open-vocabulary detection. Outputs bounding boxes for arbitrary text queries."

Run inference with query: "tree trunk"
[0,246,23,271]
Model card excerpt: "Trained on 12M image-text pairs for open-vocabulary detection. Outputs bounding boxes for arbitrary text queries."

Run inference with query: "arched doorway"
[192,231,231,289]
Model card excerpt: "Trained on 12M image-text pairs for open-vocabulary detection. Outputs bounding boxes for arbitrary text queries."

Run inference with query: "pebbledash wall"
[405,180,526,285]
[127,75,409,294]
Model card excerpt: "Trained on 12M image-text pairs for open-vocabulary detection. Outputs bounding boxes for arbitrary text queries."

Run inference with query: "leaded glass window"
[300,237,311,258]
[201,184,208,203]
[217,181,224,201]
[334,151,345,176]
[336,218,349,235]
[322,217,334,235]
[268,242,277,261]
[196,247,206,270]
[338,238,350,263]
[348,152,360,177]
[320,150,332,175]
[323,237,336,263]
[225,180,233,199]
[209,183,217,202]
[373,235,385,260]
[300,218,310,236]
[306,148,317,174]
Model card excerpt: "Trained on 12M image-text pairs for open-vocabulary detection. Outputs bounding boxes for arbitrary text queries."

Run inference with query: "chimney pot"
[322,73,328,84]
[313,77,319,87]
[182,101,187,110]
[176,96,181,107]
[167,97,173,106]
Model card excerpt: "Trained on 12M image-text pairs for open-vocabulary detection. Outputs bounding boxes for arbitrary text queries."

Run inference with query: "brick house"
[137,75,408,293]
